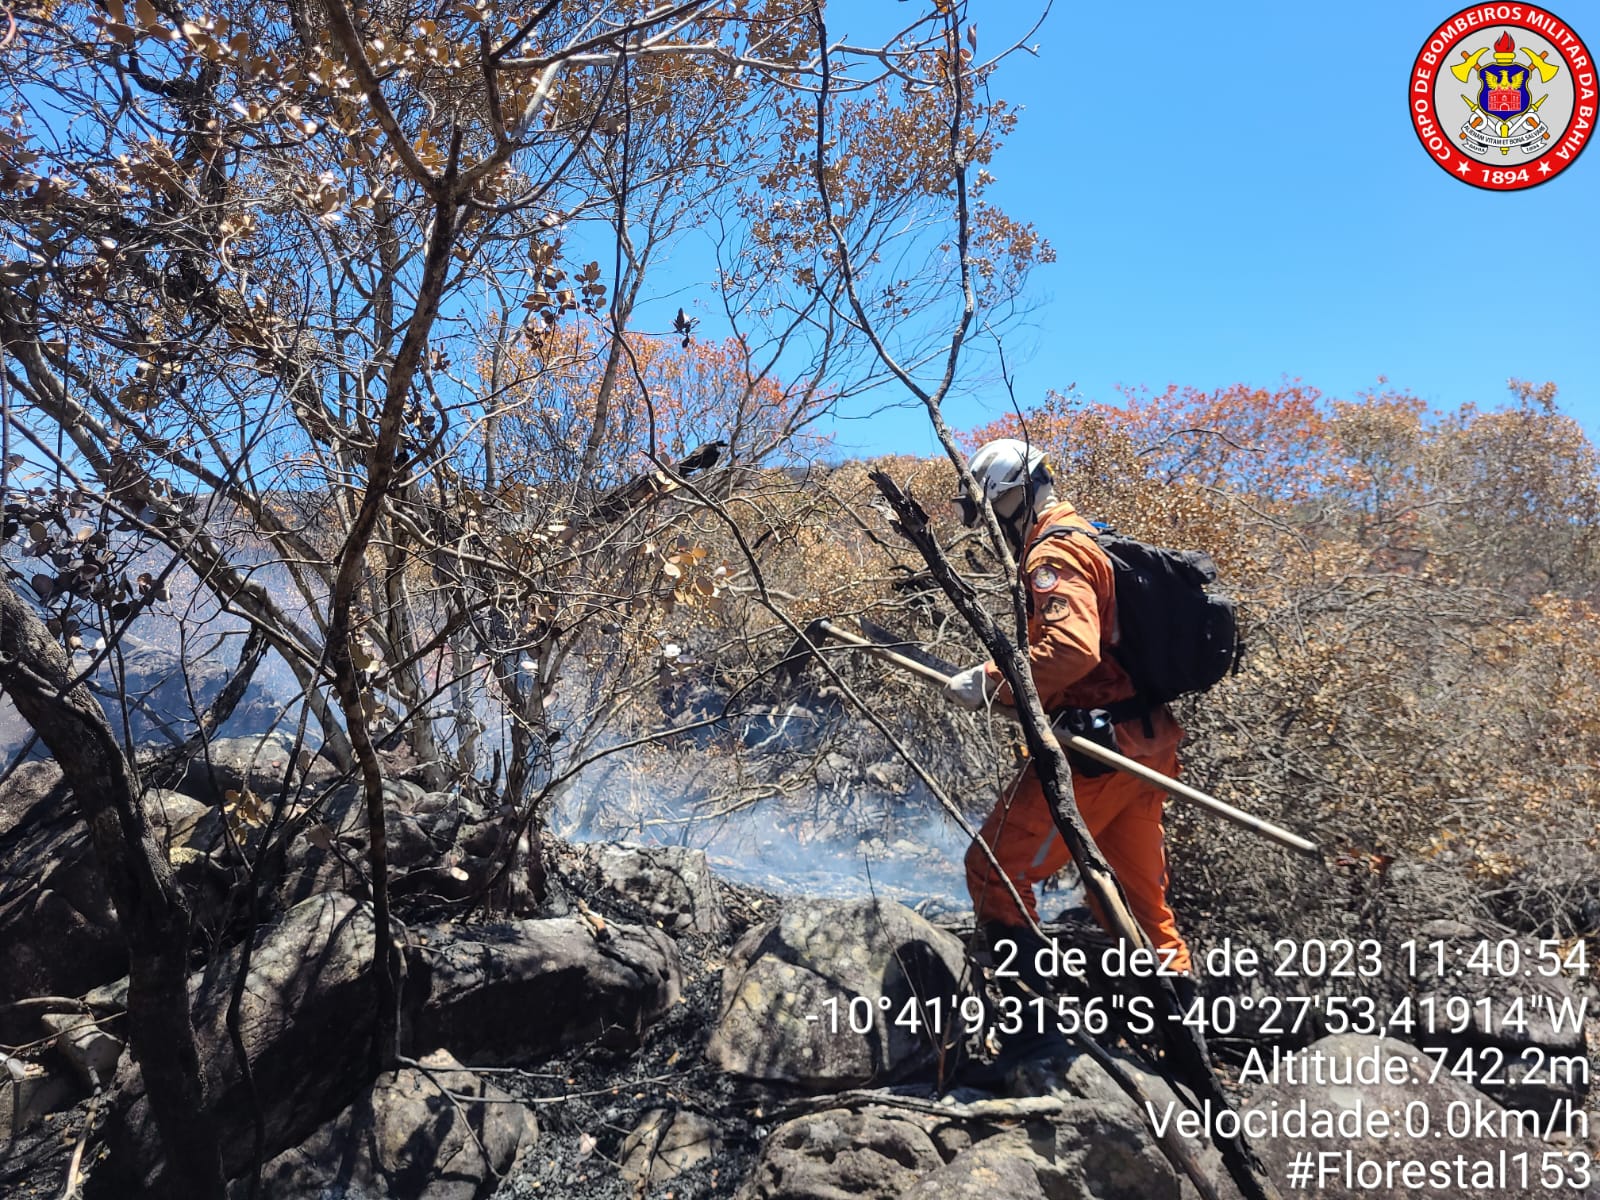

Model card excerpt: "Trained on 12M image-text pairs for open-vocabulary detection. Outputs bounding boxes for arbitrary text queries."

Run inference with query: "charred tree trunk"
[0,581,225,1199]
[869,472,1282,1200]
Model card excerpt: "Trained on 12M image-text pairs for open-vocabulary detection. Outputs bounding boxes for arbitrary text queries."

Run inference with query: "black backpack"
[1028,523,1241,720]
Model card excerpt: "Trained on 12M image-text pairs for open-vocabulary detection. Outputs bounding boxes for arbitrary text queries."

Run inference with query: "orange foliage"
[490,322,799,489]
[961,380,1600,937]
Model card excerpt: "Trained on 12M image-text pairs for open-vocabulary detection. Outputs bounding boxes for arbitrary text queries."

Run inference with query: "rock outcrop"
[93,893,681,1195]
[707,898,971,1089]
[0,764,125,1027]
[569,842,727,935]
[1247,1033,1585,1200]
[235,1049,536,1200]
[95,893,385,1195]
[738,1107,947,1199]
[412,917,683,1065]
[737,1091,1187,1200]
[175,731,304,806]
[620,1107,722,1189]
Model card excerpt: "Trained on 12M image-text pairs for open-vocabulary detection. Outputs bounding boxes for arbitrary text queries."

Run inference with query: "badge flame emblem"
[1450,30,1557,156]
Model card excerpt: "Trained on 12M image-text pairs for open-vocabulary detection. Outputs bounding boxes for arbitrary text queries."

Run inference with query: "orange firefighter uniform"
[963,498,1192,976]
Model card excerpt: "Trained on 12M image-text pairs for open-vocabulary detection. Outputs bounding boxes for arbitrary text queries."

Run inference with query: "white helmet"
[957,438,1053,527]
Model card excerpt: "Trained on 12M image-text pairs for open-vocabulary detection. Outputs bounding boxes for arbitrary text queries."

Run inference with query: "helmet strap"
[996,476,1054,553]
[1001,515,1027,554]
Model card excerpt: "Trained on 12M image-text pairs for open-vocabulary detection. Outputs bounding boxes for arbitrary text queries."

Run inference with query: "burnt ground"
[488,872,788,1200]
[2,874,781,1200]
[2,849,982,1200]
[0,1105,95,1198]
[457,869,1600,1200]
[486,855,1224,1200]
[16,843,1591,1200]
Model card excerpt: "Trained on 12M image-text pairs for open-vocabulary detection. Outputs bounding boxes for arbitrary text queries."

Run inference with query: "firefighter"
[946,438,1200,1028]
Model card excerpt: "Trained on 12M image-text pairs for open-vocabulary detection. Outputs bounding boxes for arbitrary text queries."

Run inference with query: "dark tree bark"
[0,581,225,1199]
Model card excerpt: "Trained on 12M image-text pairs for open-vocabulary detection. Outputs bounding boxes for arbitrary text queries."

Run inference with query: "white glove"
[944,663,998,710]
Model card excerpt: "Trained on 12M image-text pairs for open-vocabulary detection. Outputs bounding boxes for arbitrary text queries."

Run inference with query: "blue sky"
[808,1,1600,457]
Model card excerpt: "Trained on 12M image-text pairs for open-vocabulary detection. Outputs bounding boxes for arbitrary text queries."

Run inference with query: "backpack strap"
[1100,695,1156,728]
[1020,522,1089,617]
[1024,522,1157,733]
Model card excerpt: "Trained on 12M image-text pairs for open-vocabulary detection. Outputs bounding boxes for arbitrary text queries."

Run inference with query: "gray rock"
[90,898,679,1194]
[707,898,971,1089]
[574,842,726,934]
[412,917,681,1065]
[1406,928,1589,1116]
[0,759,64,839]
[273,779,473,908]
[1,770,261,1037]
[1038,1098,1186,1200]
[391,812,450,871]
[141,789,217,853]
[1247,1034,1576,1200]
[177,732,302,805]
[413,791,478,842]
[321,779,464,869]
[0,763,125,1031]
[414,790,463,816]
[97,893,384,1194]
[141,791,232,920]
[903,1134,1049,1199]
[619,1107,720,1188]
[738,1084,1187,1200]
[737,1108,945,1200]
[239,1049,535,1200]
[85,634,284,750]
[1052,1050,1218,1200]
[922,1075,1183,1200]
[1,1053,83,1145]
[40,1011,123,1090]
[80,977,129,1012]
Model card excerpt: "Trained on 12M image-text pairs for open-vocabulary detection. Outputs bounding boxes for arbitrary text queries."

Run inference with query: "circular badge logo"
[1410,5,1594,190]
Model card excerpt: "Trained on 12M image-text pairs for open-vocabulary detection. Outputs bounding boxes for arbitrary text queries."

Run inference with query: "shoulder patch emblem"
[1030,564,1060,592]
[1040,594,1073,623]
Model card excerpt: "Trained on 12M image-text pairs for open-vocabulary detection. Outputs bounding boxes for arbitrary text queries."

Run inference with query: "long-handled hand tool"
[779,616,1319,856]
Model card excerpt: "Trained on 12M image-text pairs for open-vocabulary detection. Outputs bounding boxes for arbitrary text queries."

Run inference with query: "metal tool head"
[856,616,960,678]
[775,617,838,682]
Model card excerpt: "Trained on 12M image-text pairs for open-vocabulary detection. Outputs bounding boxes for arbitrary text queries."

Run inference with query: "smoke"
[550,746,1084,922]
[1,514,1082,924]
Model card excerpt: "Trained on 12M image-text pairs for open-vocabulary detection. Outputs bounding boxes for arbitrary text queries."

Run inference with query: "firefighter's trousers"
[965,745,1192,976]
